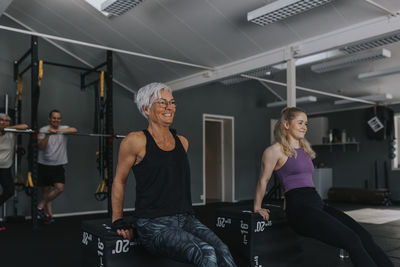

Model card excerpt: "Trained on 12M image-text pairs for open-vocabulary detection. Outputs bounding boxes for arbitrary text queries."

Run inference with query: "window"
[392,114,400,169]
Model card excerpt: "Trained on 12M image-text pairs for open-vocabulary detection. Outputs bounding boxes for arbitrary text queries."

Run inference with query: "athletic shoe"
[44,216,55,225]
[37,208,46,220]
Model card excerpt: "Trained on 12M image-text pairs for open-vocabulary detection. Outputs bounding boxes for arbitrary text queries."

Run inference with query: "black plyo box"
[81,218,192,267]
[81,218,136,267]
[215,204,301,267]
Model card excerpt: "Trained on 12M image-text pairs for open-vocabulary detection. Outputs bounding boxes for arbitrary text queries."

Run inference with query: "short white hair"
[0,113,10,120]
[135,82,172,119]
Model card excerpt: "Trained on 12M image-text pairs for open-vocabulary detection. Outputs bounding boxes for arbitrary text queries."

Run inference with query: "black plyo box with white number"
[81,218,192,267]
[215,204,301,267]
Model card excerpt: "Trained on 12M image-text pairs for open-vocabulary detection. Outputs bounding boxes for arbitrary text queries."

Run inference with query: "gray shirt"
[38,125,69,165]
[0,132,16,168]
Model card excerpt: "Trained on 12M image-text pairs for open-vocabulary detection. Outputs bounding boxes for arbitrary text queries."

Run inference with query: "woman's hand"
[254,208,270,221]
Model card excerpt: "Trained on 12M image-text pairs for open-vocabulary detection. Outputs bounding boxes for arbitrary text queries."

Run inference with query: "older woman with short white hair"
[111,83,236,267]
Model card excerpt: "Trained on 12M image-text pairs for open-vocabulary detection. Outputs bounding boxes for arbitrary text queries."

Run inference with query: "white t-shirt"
[0,132,16,168]
[38,125,69,165]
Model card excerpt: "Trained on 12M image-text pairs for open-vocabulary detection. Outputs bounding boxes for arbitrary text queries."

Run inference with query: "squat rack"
[13,36,115,230]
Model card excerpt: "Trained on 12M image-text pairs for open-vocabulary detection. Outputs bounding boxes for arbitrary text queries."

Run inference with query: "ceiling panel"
[1,0,400,103]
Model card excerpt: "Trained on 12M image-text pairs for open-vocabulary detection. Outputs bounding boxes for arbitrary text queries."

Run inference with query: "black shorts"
[37,163,65,186]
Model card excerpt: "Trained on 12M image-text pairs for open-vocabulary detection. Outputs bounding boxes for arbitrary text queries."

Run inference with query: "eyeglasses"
[0,119,10,122]
[153,99,176,108]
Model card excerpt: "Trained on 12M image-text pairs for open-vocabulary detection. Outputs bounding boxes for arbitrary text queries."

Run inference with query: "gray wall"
[174,81,278,202]
[309,107,400,201]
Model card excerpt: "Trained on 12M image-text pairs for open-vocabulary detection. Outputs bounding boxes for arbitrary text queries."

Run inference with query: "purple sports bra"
[274,148,315,192]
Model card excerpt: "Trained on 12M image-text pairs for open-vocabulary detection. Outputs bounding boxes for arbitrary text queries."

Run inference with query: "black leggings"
[285,187,393,267]
[0,168,14,206]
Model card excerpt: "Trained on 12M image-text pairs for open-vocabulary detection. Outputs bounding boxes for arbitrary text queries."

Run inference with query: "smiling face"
[0,115,10,130]
[144,89,176,126]
[48,111,62,129]
[285,112,308,140]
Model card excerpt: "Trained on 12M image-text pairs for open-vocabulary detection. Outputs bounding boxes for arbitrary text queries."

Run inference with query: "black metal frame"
[81,51,114,216]
[13,36,40,230]
[105,51,113,217]
[76,51,115,216]
[14,38,115,227]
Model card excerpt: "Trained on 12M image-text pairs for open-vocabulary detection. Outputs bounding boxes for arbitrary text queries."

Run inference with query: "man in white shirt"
[37,109,77,224]
[0,113,28,230]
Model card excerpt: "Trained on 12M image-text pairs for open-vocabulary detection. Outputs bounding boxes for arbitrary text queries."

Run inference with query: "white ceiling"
[1,0,400,106]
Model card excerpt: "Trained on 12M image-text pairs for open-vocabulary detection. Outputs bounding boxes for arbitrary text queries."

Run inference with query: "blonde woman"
[254,107,393,267]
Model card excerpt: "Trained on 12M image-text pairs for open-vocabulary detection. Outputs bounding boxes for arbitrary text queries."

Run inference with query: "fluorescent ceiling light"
[101,0,144,16]
[341,31,400,54]
[334,93,392,105]
[358,66,400,79]
[220,66,271,85]
[85,0,143,16]
[267,96,317,107]
[247,0,333,26]
[273,50,343,70]
[311,48,391,74]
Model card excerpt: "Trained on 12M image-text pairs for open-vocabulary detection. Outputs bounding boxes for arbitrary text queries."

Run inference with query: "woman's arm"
[254,145,281,220]
[8,124,29,130]
[111,132,144,240]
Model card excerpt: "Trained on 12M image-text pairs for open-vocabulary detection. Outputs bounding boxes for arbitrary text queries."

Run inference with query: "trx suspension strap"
[25,171,34,196]
[94,71,108,201]
[38,60,43,87]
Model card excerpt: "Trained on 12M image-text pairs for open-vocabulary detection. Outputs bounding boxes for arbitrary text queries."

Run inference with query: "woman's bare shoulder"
[264,143,282,154]
[121,131,146,149]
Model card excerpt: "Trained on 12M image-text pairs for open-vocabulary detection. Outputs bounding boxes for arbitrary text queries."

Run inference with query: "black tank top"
[132,129,194,218]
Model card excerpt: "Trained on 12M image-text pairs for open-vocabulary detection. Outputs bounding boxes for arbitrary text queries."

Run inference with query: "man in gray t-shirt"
[37,109,77,224]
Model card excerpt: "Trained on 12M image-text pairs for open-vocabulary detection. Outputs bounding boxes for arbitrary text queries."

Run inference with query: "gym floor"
[1,201,400,267]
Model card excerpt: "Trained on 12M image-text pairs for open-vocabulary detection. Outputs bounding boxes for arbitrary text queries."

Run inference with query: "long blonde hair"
[274,107,315,159]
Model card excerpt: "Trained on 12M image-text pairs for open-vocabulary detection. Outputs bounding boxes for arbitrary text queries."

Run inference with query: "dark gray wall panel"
[309,107,400,201]
[174,81,279,202]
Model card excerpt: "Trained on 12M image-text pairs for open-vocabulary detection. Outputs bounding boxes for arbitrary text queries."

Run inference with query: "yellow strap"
[100,180,106,192]
[17,76,23,101]
[38,60,43,87]
[96,183,101,193]
[100,71,104,98]
[27,172,33,187]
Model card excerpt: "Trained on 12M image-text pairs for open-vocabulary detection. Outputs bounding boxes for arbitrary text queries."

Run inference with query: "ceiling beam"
[168,15,400,91]
[168,46,291,91]
[296,15,400,57]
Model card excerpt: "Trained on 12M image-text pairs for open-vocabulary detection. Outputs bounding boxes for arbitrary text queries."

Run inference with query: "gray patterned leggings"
[136,214,236,267]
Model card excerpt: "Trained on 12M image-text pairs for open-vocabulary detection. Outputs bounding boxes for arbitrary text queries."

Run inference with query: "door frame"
[202,114,235,204]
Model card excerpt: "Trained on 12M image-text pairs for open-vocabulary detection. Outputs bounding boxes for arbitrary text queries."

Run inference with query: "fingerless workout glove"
[112,218,132,231]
